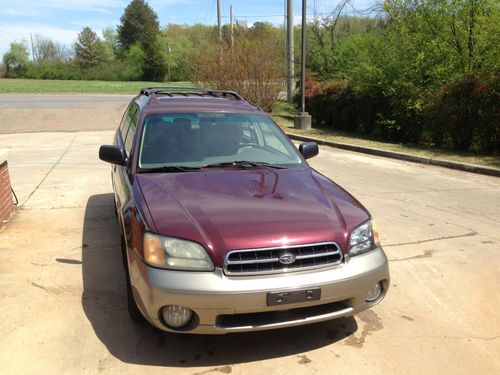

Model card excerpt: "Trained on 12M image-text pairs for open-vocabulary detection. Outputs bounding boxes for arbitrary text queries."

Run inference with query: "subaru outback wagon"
[99,87,389,334]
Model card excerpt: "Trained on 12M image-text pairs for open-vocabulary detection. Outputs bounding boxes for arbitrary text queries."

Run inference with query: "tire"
[121,234,144,322]
[113,194,118,218]
[126,274,144,322]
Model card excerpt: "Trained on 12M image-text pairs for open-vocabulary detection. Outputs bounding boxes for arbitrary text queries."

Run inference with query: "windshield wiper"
[202,161,288,169]
[140,165,201,173]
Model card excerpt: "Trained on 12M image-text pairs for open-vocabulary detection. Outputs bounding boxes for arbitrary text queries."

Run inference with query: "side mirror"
[299,142,319,159]
[99,145,127,165]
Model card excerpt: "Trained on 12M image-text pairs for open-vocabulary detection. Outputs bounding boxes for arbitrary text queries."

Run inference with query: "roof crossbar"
[140,87,243,100]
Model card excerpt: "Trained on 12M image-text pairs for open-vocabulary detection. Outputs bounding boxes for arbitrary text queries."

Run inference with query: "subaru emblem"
[279,253,296,265]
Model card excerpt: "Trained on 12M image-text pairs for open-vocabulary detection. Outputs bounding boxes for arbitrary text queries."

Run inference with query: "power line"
[201,0,213,24]
[0,27,21,39]
[220,8,381,19]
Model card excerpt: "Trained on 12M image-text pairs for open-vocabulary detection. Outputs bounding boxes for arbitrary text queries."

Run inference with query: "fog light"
[366,282,382,302]
[162,305,193,328]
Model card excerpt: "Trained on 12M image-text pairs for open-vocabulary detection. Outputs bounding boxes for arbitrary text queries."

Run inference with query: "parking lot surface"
[0,95,499,374]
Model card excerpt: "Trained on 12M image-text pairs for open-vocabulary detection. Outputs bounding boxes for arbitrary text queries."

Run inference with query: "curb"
[286,132,500,178]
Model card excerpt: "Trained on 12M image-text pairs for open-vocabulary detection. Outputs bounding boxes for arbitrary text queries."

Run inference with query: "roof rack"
[140,87,243,100]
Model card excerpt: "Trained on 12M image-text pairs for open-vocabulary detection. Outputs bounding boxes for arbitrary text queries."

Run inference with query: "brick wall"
[0,161,13,223]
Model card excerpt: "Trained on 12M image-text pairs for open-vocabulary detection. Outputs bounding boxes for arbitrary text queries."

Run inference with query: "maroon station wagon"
[99,87,390,334]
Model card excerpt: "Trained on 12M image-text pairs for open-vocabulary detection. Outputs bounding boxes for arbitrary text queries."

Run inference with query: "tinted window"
[119,104,133,143]
[124,104,139,154]
[138,113,303,168]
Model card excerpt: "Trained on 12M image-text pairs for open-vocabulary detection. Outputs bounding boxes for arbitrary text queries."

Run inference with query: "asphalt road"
[0,94,499,374]
[0,94,132,134]
[0,93,134,109]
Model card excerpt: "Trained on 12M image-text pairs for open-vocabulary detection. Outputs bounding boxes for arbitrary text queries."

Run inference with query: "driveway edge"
[287,133,500,178]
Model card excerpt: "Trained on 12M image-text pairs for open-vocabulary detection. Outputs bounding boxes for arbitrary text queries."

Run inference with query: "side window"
[124,104,140,154]
[119,104,133,143]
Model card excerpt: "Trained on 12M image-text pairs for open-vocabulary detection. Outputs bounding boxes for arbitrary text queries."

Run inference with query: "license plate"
[267,288,321,306]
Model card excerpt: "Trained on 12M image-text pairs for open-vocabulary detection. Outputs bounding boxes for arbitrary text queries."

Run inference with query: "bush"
[304,74,498,153]
[426,73,499,152]
[303,79,392,135]
[192,35,284,112]
[24,62,82,80]
[377,83,425,143]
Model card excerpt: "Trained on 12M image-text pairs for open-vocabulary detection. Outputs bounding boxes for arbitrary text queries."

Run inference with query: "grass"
[0,78,194,94]
[272,101,500,169]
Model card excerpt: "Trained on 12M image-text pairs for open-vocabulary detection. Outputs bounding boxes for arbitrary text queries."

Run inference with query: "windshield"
[138,112,304,169]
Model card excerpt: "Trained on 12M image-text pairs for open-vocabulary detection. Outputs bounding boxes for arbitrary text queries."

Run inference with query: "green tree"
[142,34,167,81]
[101,27,119,61]
[162,23,215,81]
[74,27,105,69]
[122,43,146,80]
[2,41,30,78]
[117,0,160,49]
[384,0,499,87]
[117,0,166,80]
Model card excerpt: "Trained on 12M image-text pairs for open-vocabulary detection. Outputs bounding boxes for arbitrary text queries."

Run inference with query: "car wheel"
[126,273,144,322]
[120,234,128,270]
[121,234,144,322]
[113,195,118,218]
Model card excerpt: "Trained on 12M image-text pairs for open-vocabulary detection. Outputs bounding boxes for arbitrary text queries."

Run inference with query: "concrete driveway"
[0,95,499,374]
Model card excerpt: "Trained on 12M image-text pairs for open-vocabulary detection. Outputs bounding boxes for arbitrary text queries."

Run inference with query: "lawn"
[0,78,194,94]
[272,101,500,170]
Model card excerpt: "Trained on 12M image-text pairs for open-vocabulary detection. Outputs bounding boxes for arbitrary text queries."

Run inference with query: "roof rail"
[140,87,243,100]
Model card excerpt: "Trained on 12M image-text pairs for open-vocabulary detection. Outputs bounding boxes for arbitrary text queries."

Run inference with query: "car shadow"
[82,193,358,367]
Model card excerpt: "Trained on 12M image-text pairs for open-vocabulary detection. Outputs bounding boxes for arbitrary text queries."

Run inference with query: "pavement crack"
[390,250,434,262]
[21,133,78,207]
[31,282,48,292]
[384,231,477,247]
[425,204,500,224]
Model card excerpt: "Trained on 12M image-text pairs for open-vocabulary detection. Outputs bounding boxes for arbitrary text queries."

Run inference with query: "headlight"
[348,220,381,256]
[143,233,214,271]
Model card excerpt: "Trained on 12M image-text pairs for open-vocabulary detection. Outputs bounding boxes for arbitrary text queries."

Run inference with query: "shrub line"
[287,132,500,178]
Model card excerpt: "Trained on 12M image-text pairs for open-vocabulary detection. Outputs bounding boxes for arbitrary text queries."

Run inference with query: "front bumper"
[128,247,390,334]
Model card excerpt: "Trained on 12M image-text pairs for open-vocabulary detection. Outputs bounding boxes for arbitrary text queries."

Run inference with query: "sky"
[0,0,377,59]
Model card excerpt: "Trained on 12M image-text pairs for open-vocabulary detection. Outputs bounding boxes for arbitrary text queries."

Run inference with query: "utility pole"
[217,0,222,41]
[286,0,294,102]
[30,33,37,63]
[294,0,311,130]
[167,43,172,82]
[230,4,234,48]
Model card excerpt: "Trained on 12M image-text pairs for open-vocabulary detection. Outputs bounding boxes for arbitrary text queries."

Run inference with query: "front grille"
[224,242,343,275]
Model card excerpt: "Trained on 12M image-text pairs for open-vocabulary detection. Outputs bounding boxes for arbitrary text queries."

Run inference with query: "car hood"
[137,168,369,267]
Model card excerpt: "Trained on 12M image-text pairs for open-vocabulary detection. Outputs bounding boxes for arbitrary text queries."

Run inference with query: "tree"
[74,27,105,69]
[2,41,30,77]
[31,34,67,64]
[101,27,119,61]
[117,0,166,80]
[122,43,146,80]
[384,0,499,87]
[193,32,285,111]
[162,23,216,81]
[142,35,167,81]
[117,0,160,49]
